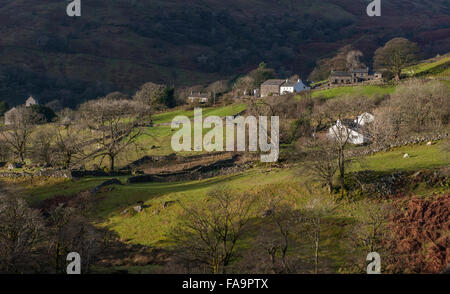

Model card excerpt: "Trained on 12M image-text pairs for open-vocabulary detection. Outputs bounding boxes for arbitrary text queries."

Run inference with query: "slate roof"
[330,71,352,77]
[262,79,286,86]
[282,81,297,87]
[4,107,17,115]
[188,92,211,98]
[351,68,369,73]
[26,96,38,105]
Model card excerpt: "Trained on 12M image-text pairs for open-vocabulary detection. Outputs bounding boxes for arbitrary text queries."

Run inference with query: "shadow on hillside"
[28,171,251,219]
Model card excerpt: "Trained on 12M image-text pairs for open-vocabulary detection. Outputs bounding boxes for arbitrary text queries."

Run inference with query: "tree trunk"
[338,153,345,198]
[314,220,320,274]
[65,153,72,169]
[19,151,25,164]
[281,235,290,273]
[327,180,333,195]
[109,155,115,172]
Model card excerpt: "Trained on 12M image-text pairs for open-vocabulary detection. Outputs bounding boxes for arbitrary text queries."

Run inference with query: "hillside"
[0,53,449,274]
[0,0,449,107]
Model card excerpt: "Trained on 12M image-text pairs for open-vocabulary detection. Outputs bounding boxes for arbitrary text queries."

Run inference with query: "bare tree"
[30,125,56,166]
[133,82,174,109]
[207,80,230,104]
[233,75,255,97]
[257,193,305,273]
[302,138,338,195]
[309,45,365,81]
[47,204,110,274]
[53,122,87,169]
[0,139,11,162]
[388,79,449,134]
[354,200,391,253]
[320,96,374,198]
[79,98,151,171]
[0,106,43,163]
[0,192,45,273]
[171,188,257,274]
[319,100,354,198]
[329,121,353,199]
[303,194,335,274]
[58,108,76,128]
[368,105,401,147]
[343,200,391,272]
[369,80,449,146]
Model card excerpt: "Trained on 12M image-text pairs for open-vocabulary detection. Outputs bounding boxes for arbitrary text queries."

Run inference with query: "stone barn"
[260,79,285,97]
[187,92,212,104]
[329,71,353,85]
[4,107,18,125]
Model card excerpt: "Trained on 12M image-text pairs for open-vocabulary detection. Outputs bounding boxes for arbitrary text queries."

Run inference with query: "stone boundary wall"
[315,79,387,91]
[121,151,235,171]
[127,154,243,183]
[1,134,446,181]
[0,169,72,179]
[362,133,448,156]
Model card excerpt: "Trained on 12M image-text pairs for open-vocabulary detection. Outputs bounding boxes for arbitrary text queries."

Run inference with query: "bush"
[0,101,9,117]
[30,104,57,123]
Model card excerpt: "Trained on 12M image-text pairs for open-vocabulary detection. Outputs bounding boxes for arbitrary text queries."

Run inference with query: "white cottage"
[328,112,374,145]
[280,79,310,94]
[328,120,367,145]
[355,112,374,126]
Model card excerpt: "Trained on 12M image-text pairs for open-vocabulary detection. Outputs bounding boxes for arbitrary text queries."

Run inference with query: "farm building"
[328,112,375,145]
[260,79,286,97]
[4,107,18,125]
[4,95,41,125]
[261,78,310,97]
[329,71,353,85]
[187,92,212,104]
[280,79,310,94]
[329,68,382,85]
[25,96,39,107]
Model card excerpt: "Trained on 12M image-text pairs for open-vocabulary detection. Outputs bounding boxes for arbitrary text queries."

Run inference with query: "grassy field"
[152,104,246,124]
[308,54,450,100]
[310,80,328,88]
[85,104,247,167]
[16,139,448,273]
[351,141,449,173]
[0,103,247,172]
[310,85,396,99]
[25,167,300,246]
[23,141,449,246]
[403,55,450,77]
[100,169,297,246]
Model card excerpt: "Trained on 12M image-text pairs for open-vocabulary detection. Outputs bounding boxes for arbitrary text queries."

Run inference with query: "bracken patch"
[385,194,449,273]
